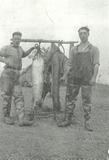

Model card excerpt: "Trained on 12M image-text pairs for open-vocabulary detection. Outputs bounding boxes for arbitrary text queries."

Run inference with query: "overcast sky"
[0,0,109,83]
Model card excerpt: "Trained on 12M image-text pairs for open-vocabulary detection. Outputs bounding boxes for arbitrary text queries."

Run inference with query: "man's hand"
[89,77,96,86]
[90,64,99,86]
[30,46,36,51]
[0,57,7,64]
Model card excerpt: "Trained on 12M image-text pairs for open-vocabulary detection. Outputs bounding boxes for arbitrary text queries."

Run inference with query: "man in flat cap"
[0,32,35,126]
[58,27,100,131]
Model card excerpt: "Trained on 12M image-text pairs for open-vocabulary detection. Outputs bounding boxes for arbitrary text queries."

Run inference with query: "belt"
[4,65,21,71]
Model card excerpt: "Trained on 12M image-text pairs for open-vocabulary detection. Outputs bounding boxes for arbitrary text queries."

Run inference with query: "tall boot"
[17,108,34,127]
[2,94,14,125]
[3,108,14,125]
[84,112,93,132]
[83,104,93,132]
[24,109,34,121]
[57,101,75,127]
[34,101,43,116]
[57,110,73,127]
[18,112,34,126]
[84,119,93,132]
[53,101,61,121]
[14,96,34,126]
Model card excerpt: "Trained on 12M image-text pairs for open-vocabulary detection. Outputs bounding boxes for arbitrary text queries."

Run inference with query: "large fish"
[29,48,45,108]
[29,43,57,109]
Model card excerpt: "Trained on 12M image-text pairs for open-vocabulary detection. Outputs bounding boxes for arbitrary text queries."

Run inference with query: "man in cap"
[0,31,35,126]
[57,27,100,131]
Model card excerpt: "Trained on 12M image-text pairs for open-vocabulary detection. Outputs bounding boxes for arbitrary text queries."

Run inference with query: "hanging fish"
[29,43,57,111]
[29,46,45,109]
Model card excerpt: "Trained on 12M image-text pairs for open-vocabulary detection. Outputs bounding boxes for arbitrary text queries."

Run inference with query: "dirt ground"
[0,84,109,160]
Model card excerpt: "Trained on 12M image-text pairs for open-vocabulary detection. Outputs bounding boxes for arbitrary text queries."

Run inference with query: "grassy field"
[0,84,109,160]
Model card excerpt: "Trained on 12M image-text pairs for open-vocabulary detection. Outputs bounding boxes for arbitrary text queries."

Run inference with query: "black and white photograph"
[0,0,108,159]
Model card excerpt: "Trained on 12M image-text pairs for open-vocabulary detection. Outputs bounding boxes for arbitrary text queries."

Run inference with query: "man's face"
[12,34,21,47]
[78,29,89,43]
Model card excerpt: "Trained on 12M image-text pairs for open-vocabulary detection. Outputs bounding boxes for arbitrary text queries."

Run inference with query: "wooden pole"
[20,38,78,45]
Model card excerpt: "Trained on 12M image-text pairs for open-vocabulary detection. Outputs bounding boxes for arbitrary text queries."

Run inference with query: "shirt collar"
[77,42,92,52]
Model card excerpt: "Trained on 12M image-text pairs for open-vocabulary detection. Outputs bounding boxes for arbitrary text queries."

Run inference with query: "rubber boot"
[3,116,14,125]
[83,105,93,132]
[3,108,14,125]
[53,109,62,122]
[57,101,76,127]
[53,106,61,121]
[84,119,93,132]
[24,109,34,121]
[57,111,73,127]
[18,109,34,127]
[2,94,14,125]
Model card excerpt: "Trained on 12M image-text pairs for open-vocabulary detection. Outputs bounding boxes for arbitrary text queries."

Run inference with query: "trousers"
[0,68,24,117]
[66,82,92,120]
